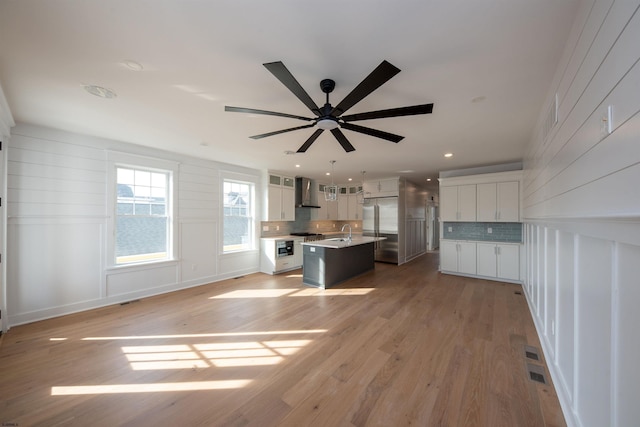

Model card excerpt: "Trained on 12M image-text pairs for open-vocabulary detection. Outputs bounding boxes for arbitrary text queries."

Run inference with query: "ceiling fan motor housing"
[320,79,335,94]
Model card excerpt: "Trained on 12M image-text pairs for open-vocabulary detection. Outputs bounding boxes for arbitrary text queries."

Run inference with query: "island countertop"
[301,236,385,249]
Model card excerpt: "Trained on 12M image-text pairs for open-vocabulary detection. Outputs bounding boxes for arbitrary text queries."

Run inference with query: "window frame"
[221,171,259,254]
[106,152,178,269]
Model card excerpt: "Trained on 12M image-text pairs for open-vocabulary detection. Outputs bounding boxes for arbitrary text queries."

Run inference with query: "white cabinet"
[440,240,476,275]
[363,178,399,198]
[338,187,349,220]
[314,183,338,220]
[476,242,520,281]
[293,238,304,268]
[266,174,295,221]
[476,181,519,222]
[440,185,476,221]
[336,186,363,220]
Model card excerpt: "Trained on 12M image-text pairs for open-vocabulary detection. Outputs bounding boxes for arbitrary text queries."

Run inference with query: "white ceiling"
[0,0,581,189]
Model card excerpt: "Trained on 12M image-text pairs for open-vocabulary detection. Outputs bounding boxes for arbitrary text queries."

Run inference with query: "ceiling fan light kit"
[225,60,434,153]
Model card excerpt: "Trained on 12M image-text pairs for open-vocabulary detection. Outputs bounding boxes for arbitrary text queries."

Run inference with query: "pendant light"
[324,160,338,202]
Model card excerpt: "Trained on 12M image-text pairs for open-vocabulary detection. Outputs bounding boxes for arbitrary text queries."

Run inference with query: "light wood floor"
[0,253,565,426]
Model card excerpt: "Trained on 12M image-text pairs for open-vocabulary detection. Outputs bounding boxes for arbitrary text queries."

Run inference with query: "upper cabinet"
[266,173,295,221]
[476,181,519,222]
[440,184,476,221]
[440,170,522,223]
[314,183,338,220]
[363,178,399,198]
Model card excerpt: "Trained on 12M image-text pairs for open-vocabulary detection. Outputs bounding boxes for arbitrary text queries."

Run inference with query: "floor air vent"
[527,363,547,384]
[524,345,540,361]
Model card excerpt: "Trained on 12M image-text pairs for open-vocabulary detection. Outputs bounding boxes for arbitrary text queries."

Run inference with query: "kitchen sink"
[327,238,347,242]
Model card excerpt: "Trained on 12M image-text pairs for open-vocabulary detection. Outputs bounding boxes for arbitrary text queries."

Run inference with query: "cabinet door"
[440,186,459,221]
[327,198,339,220]
[440,241,458,272]
[338,192,349,220]
[476,243,497,277]
[458,185,477,221]
[315,184,328,220]
[497,181,519,222]
[267,185,282,220]
[497,244,520,280]
[378,178,399,196]
[476,183,497,222]
[281,186,295,221]
[458,241,477,274]
[293,239,304,268]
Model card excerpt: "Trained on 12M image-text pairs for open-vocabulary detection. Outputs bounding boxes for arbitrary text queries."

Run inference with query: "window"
[223,179,255,252]
[115,167,171,264]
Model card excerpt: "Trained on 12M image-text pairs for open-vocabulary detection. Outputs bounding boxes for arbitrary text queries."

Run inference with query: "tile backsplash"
[442,222,523,243]
[261,208,362,237]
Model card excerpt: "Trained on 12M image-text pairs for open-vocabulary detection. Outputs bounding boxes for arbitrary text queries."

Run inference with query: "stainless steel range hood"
[295,177,321,208]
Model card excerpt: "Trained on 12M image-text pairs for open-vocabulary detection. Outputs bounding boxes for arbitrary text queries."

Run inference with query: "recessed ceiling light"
[348,178,353,181]
[295,164,300,168]
[326,172,330,176]
[82,84,117,99]
[444,153,453,158]
[200,142,209,147]
[471,96,486,103]
[122,60,143,71]
[284,150,295,155]
[426,178,432,181]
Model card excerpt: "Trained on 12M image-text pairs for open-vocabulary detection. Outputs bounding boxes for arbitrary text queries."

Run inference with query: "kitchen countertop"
[301,236,385,249]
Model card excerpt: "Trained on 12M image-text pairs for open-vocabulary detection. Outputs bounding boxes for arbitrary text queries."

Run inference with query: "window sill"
[106,259,179,273]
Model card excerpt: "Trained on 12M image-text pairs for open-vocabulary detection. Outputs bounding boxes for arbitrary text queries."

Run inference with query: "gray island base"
[301,236,385,289]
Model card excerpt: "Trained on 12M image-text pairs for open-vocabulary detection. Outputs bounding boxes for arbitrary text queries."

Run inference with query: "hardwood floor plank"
[0,253,565,426]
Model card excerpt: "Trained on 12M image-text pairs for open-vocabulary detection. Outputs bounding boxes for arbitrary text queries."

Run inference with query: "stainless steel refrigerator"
[363,197,399,263]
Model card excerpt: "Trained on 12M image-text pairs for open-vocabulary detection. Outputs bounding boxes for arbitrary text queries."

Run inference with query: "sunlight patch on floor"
[119,339,313,370]
[82,329,327,341]
[210,288,298,298]
[51,379,251,395]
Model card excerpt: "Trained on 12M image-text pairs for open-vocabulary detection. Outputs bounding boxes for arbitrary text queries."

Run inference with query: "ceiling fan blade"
[341,103,434,122]
[250,123,316,140]
[297,129,324,153]
[340,122,404,143]
[225,106,314,122]
[330,128,356,152]
[263,61,321,116]
[331,60,401,116]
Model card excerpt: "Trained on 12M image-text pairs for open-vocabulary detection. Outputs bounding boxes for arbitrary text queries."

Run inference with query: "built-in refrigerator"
[362,197,399,263]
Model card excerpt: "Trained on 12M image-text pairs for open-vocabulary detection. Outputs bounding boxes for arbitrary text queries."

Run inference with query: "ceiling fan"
[225,60,434,153]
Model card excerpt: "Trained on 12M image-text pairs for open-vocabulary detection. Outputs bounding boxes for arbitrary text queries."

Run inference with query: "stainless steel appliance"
[275,240,294,257]
[290,232,325,242]
[295,177,321,208]
[363,196,399,263]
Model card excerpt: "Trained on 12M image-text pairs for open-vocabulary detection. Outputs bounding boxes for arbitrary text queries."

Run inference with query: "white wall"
[6,123,261,326]
[522,1,640,426]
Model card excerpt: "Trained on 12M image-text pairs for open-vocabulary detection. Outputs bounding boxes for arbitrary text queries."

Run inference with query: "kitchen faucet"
[341,224,352,242]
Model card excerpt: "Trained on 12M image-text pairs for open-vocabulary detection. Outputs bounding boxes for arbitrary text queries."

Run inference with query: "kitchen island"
[301,236,385,289]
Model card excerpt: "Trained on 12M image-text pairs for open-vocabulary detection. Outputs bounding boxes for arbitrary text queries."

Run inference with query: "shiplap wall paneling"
[6,125,263,326]
[179,163,219,219]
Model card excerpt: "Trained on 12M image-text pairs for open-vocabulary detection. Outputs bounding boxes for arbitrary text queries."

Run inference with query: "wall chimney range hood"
[295,177,321,208]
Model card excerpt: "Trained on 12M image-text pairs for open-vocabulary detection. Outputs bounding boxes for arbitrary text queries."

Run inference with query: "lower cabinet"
[441,240,521,283]
[293,238,304,268]
[440,240,476,275]
[476,242,520,281]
